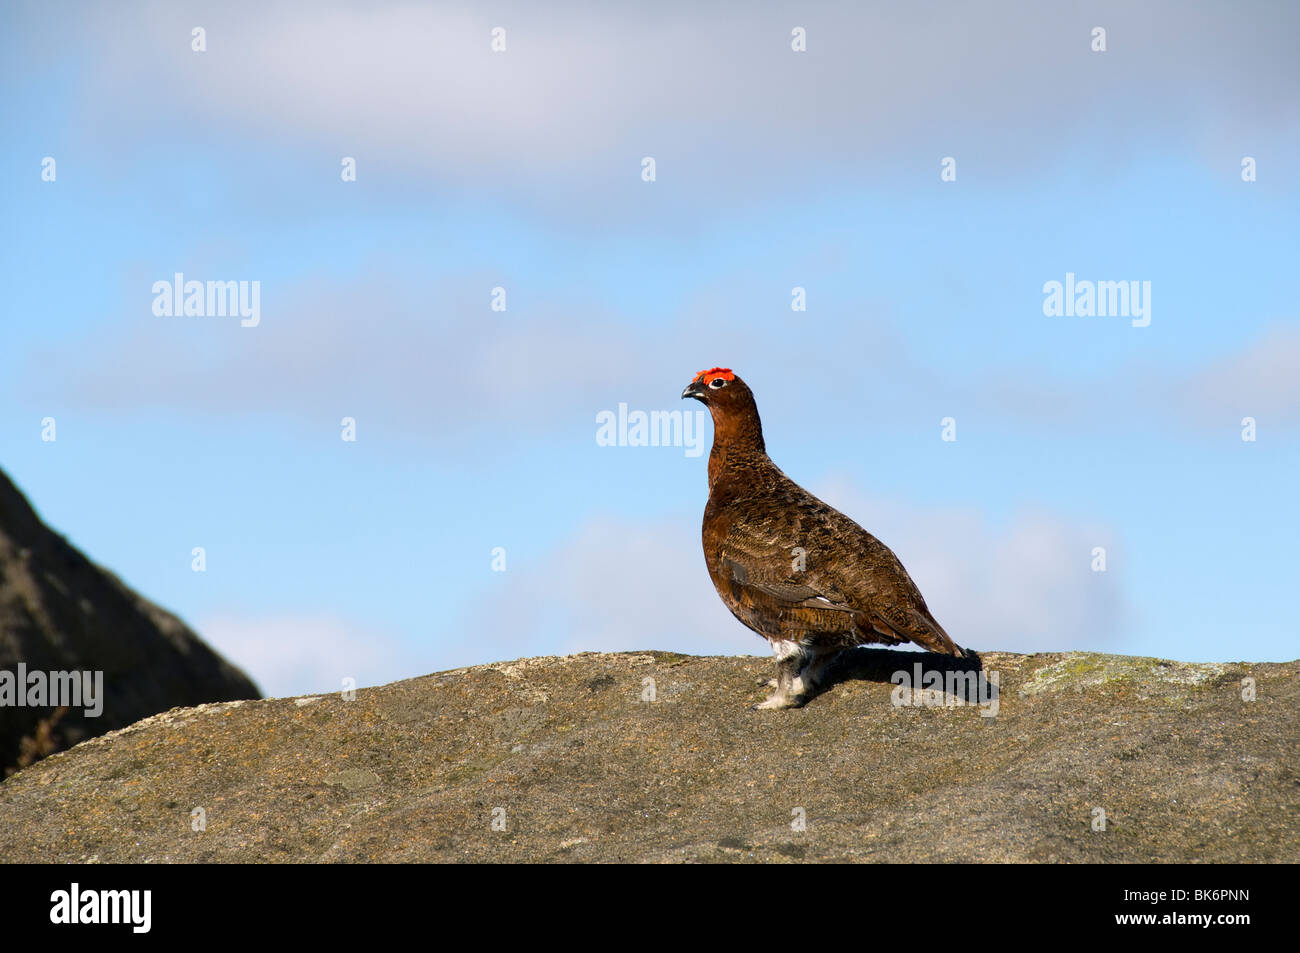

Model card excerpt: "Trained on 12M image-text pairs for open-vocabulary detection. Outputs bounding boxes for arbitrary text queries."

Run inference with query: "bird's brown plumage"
[683,367,962,707]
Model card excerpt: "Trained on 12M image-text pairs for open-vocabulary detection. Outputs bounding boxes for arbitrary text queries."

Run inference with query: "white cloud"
[198,612,418,698]
[930,322,1300,437]
[26,272,649,439]
[466,514,758,662]
[1176,324,1300,428]
[35,1,1300,218]
[25,267,906,445]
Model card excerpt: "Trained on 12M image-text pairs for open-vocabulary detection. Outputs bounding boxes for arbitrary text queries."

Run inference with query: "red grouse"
[683,367,964,709]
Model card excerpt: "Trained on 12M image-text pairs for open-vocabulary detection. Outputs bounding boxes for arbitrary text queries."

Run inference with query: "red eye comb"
[695,367,735,382]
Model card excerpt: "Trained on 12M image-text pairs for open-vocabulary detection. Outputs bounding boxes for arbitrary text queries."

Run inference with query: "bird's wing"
[721,557,855,612]
[712,497,960,654]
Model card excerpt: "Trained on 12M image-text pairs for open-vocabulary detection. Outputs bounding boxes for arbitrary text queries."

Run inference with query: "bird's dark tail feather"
[916,614,964,657]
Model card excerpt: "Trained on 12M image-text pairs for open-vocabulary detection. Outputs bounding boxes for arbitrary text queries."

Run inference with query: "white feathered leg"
[755,639,810,709]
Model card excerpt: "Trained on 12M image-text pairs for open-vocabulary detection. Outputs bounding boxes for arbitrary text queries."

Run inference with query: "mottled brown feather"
[689,372,962,658]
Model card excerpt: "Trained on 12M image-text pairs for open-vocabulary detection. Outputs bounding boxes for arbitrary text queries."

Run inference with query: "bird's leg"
[755,640,810,710]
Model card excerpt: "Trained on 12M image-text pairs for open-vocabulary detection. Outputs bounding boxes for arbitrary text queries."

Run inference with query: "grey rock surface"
[0,648,1294,863]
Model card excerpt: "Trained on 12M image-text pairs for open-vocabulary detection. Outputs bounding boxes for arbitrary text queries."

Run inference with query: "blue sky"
[2,1,1297,696]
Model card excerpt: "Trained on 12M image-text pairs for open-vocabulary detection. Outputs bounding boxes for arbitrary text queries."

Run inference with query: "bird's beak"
[682,380,706,400]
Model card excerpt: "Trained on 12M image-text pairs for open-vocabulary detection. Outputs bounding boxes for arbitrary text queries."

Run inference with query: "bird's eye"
[708,378,727,389]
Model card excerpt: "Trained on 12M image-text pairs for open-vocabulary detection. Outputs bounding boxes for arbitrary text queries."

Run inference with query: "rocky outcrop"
[0,648,1294,862]
[0,467,259,774]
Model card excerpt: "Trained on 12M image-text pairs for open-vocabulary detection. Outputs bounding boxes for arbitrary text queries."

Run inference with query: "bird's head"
[682,367,765,459]
[681,367,746,404]
[682,366,761,427]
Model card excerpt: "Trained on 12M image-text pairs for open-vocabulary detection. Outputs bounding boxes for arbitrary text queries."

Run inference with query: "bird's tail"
[865,611,964,656]
[913,612,964,657]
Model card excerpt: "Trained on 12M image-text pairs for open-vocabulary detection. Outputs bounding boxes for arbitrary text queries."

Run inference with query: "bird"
[682,367,964,710]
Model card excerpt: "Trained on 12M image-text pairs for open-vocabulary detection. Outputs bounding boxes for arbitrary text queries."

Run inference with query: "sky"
[1,1,1297,697]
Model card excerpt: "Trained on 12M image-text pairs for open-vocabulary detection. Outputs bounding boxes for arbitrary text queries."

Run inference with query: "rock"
[0,467,260,774]
[0,648,1294,863]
